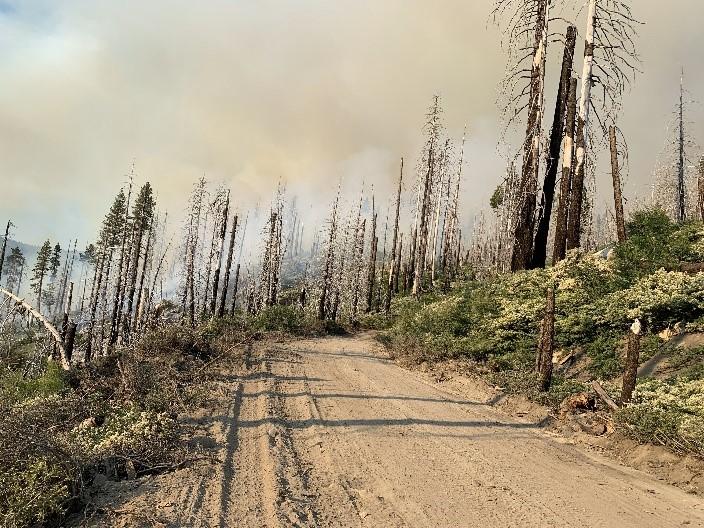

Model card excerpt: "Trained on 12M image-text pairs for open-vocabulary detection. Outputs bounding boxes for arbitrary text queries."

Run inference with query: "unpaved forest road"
[111,333,704,527]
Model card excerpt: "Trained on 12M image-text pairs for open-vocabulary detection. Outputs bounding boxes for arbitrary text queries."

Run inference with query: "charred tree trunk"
[677,74,686,223]
[109,183,133,347]
[366,201,378,313]
[552,78,578,264]
[609,126,627,244]
[230,263,241,314]
[0,220,10,283]
[385,160,403,312]
[85,247,108,363]
[537,287,556,391]
[211,192,230,315]
[219,213,238,317]
[510,0,549,271]
[567,0,596,251]
[531,26,577,269]
[395,235,403,294]
[60,281,74,341]
[412,151,434,295]
[621,322,641,404]
[131,217,155,336]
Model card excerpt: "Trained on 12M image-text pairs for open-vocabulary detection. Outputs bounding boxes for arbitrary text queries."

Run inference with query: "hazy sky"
[0,0,702,245]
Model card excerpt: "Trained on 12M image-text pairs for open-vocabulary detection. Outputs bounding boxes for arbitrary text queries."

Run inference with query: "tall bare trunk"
[366,198,378,313]
[510,0,549,271]
[131,216,155,336]
[532,26,577,269]
[412,150,434,295]
[609,126,627,244]
[677,72,686,223]
[211,192,230,315]
[385,159,403,312]
[568,0,597,250]
[621,324,641,404]
[219,213,238,317]
[0,220,10,283]
[230,263,241,314]
[553,78,578,264]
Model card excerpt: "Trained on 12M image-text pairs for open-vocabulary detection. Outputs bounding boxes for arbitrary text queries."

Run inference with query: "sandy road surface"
[91,333,704,527]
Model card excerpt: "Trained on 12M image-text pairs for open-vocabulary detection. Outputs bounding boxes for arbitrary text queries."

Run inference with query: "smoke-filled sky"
[0,0,702,246]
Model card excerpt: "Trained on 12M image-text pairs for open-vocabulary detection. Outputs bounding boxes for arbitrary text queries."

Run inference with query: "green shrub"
[614,209,703,281]
[0,458,69,527]
[0,361,67,405]
[616,377,704,457]
[585,332,623,379]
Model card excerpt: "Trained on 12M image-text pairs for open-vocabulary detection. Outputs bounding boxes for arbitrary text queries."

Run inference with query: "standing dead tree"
[0,220,11,284]
[318,193,340,320]
[536,287,555,391]
[210,190,230,315]
[218,211,239,317]
[182,178,207,326]
[531,26,577,268]
[568,0,640,249]
[365,196,378,313]
[494,0,551,271]
[621,319,641,404]
[609,126,627,243]
[552,78,578,264]
[385,159,404,313]
[411,96,443,296]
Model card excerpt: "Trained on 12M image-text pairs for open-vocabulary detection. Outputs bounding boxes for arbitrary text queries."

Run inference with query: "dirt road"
[92,333,704,527]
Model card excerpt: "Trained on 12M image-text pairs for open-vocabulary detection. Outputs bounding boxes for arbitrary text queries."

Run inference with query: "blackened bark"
[219,214,238,317]
[553,78,578,264]
[621,330,641,404]
[531,26,577,269]
[211,194,230,315]
[537,287,555,391]
[610,126,627,244]
[566,114,586,251]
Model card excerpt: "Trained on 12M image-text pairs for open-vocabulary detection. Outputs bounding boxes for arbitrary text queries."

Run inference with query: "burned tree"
[385,159,403,313]
[0,219,12,283]
[568,0,640,248]
[365,196,378,313]
[218,212,239,317]
[552,78,578,264]
[536,287,556,391]
[210,190,230,315]
[531,26,577,268]
[494,0,551,270]
[30,240,52,314]
[318,193,340,320]
[609,126,627,244]
[182,178,207,326]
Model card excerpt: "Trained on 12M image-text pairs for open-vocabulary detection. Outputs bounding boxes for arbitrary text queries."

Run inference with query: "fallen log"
[591,381,619,411]
[680,262,704,274]
[0,287,71,370]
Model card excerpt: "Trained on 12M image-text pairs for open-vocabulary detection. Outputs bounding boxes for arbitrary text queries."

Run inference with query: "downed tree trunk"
[591,381,619,412]
[680,262,704,274]
[0,287,71,370]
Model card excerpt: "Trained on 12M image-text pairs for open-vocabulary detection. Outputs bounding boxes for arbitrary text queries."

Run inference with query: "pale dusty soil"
[75,333,704,527]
